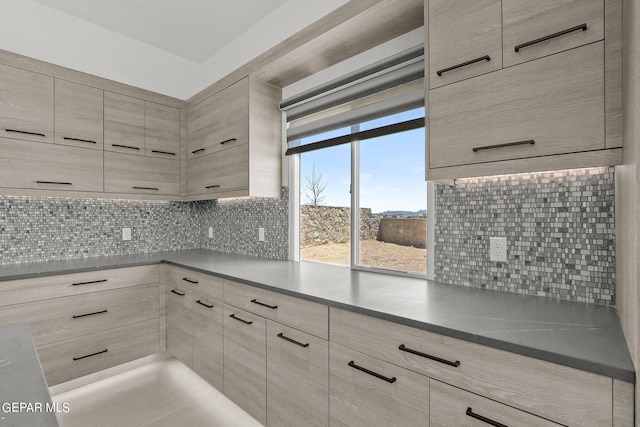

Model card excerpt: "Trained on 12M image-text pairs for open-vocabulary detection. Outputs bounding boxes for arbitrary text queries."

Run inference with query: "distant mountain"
[376,209,426,217]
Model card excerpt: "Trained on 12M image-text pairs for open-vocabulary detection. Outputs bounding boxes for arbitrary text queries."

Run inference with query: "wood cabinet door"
[428,0,502,88]
[186,95,215,160]
[266,320,329,427]
[104,91,145,154]
[55,79,104,150]
[211,78,249,149]
[0,63,54,143]
[186,144,249,197]
[145,101,180,159]
[166,282,193,368]
[104,152,180,196]
[191,289,224,391]
[223,304,267,425]
[429,42,604,169]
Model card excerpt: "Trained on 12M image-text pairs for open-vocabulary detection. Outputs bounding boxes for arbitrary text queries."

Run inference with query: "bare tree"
[304,165,328,206]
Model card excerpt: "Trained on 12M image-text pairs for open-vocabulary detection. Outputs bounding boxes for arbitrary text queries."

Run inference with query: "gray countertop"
[0,322,59,427]
[0,249,634,382]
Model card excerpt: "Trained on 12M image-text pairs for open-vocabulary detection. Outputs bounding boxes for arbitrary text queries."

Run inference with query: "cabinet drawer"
[223,305,267,425]
[0,63,54,143]
[330,342,429,427]
[145,101,180,159]
[430,380,561,427]
[38,318,160,386]
[266,320,329,427]
[166,266,223,301]
[104,151,180,196]
[187,129,248,160]
[429,42,604,169]
[224,280,328,339]
[330,308,612,426]
[186,143,249,196]
[503,0,604,68]
[0,265,158,306]
[0,283,159,346]
[55,79,104,150]
[0,138,103,192]
[429,0,502,88]
[104,91,145,153]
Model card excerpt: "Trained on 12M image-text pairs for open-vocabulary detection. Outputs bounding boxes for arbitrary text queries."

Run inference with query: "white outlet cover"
[258,227,265,242]
[208,227,213,238]
[489,237,507,262]
[122,227,132,241]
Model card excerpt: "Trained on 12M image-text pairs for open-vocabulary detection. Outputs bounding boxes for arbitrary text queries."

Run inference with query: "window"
[283,46,433,277]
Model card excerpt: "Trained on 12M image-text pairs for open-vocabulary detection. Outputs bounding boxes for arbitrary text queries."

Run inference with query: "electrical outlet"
[208,227,213,239]
[489,237,507,262]
[122,227,132,241]
[258,227,265,242]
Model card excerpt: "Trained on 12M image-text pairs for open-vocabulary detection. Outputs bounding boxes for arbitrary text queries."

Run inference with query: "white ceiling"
[31,0,288,63]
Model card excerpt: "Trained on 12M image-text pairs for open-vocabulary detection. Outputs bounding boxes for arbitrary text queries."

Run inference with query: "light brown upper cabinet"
[145,101,180,159]
[428,0,502,89]
[503,0,604,68]
[55,79,104,150]
[0,63,53,144]
[185,76,282,200]
[104,92,145,154]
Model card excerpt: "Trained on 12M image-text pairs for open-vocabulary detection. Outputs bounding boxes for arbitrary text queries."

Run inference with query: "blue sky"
[299,108,426,214]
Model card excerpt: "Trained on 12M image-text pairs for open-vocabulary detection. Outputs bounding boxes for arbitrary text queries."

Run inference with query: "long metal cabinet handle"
[514,24,587,52]
[111,144,139,150]
[73,349,108,361]
[182,277,198,284]
[192,148,205,154]
[229,314,253,325]
[205,184,220,189]
[436,55,490,76]
[133,186,159,191]
[472,140,535,153]
[466,407,508,427]
[72,279,107,286]
[151,150,176,156]
[6,128,45,137]
[36,181,73,185]
[251,299,278,309]
[63,137,96,144]
[171,289,185,296]
[348,361,397,383]
[220,138,237,145]
[398,344,461,367]
[72,309,108,319]
[277,332,309,348]
[196,300,214,308]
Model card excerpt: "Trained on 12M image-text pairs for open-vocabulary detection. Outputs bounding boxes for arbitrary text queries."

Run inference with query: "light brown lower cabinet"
[266,320,329,427]
[191,286,224,390]
[166,282,193,367]
[329,342,429,427]
[223,304,267,425]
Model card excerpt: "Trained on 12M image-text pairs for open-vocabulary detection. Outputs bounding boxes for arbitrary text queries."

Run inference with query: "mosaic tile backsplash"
[433,167,615,305]
[0,188,288,264]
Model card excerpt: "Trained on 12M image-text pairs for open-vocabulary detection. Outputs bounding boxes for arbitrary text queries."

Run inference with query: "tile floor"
[51,354,263,427]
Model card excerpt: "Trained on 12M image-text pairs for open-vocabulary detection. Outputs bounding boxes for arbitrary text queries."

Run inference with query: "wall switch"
[258,227,265,242]
[208,227,213,238]
[489,237,507,262]
[122,227,132,241]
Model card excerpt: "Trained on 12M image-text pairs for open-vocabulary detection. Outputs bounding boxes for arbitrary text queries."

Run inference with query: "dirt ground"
[301,239,426,273]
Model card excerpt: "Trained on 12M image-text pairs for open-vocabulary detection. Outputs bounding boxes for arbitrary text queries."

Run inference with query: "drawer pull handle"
[72,309,108,319]
[436,55,491,76]
[205,184,220,189]
[277,332,309,348]
[6,128,45,137]
[220,138,237,145]
[514,23,587,52]
[251,299,278,310]
[73,349,108,361]
[133,186,159,191]
[229,314,253,325]
[36,181,73,185]
[111,144,140,150]
[72,279,107,286]
[63,137,96,144]
[192,148,205,154]
[472,139,535,153]
[151,150,176,156]
[182,277,198,284]
[196,300,214,309]
[398,344,461,367]
[171,289,185,296]
[466,407,508,427]
[348,361,396,383]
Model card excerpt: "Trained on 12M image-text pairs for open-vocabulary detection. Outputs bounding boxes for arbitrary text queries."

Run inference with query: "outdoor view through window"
[299,108,426,275]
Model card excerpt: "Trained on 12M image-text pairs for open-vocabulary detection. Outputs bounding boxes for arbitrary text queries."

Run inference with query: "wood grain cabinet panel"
[104,91,145,154]
[223,304,267,425]
[166,278,193,368]
[330,307,613,427]
[430,380,562,427]
[186,95,215,160]
[104,151,180,196]
[0,137,103,192]
[428,0,502,88]
[429,42,604,169]
[54,79,104,150]
[330,342,429,427]
[186,143,249,197]
[0,63,54,143]
[145,101,180,159]
[266,320,329,427]
[191,287,224,391]
[503,0,604,68]
[165,266,224,302]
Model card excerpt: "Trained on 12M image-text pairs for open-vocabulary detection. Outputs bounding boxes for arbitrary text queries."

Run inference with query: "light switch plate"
[208,227,213,239]
[122,227,132,241]
[489,237,507,262]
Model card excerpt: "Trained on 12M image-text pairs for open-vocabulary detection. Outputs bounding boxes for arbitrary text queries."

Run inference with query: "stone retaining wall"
[301,205,380,247]
[377,218,426,248]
